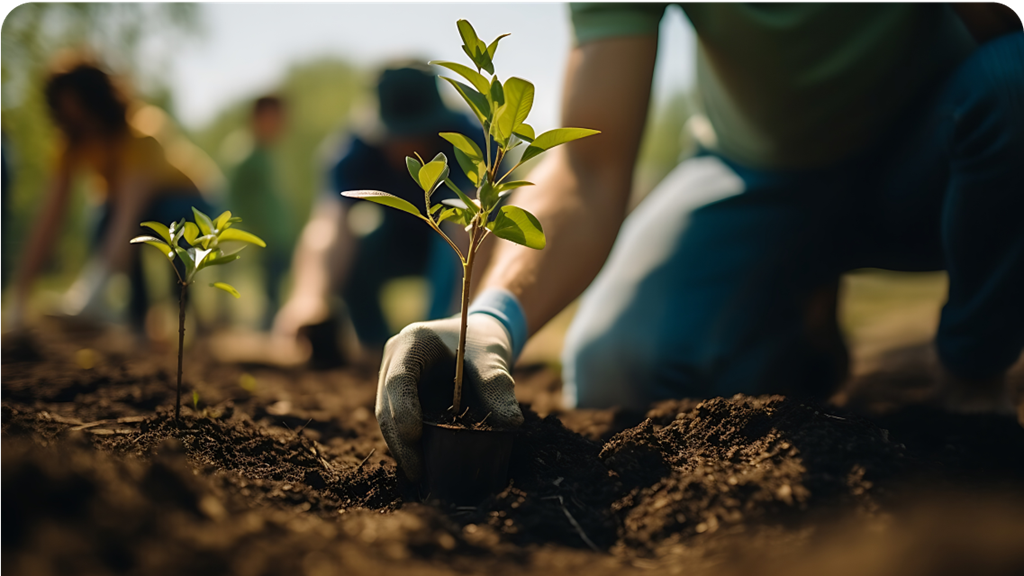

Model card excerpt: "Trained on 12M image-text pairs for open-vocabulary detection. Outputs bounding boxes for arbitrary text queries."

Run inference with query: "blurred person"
[375,4,1024,481]
[226,95,292,329]
[10,60,217,332]
[272,64,485,366]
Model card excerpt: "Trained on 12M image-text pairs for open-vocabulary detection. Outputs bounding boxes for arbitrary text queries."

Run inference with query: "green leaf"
[192,207,215,236]
[490,205,545,249]
[214,210,232,231]
[210,282,240,298]
[437,207,456,223]
[405,156,422,183]
[520,127,601,164]
[130,236,176,261]
[141,222,172,245]
[430,61,489,95]
[490,77,505,110]
[218,227,267,247]
[429,203,443,215]
[479,179,499,211]
[495,180,535,198]
[487,33,511,60]
[440,77,490,124]
[418,159,448,194]
[443,178,478,215]
[204,252,242,267]
[196,233,218,250]
[438,206,472,226]
[498,77,534,140]
[170,219,186,244]
[453,148,483,185]
[439,132,484,160]
[341,190,423,219]
[226,216,243,226]
[174,246,195,279]
[183,222,200,246]
[456,19,494,73]
[490,104,510,144]
[441,132,485,186]
[457,19,485,58]
[513,123,535,143]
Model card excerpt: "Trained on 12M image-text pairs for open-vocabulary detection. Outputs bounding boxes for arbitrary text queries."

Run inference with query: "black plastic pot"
[421,422,515,505]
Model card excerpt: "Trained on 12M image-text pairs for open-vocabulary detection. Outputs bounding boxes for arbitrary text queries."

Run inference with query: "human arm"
[476,35,659,334]
[272,197,356,338]
[12,145,76,323]
[953,2,1022,44]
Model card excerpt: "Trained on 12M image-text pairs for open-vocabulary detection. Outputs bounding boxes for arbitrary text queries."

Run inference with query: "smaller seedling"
[130,208,265,423]
[192,390,200,411]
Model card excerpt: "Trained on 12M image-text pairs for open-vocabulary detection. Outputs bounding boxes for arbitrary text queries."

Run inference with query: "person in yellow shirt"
[12,61,217,332]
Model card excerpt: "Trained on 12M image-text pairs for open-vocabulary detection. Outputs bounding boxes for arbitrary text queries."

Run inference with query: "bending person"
[12,61,217,332]
[374,4,1024,482]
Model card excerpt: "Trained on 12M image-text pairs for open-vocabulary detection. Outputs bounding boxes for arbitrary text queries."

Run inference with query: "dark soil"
[4,318,1024,575]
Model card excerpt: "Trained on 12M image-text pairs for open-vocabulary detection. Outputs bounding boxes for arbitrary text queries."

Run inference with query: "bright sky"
[164,2,697,132]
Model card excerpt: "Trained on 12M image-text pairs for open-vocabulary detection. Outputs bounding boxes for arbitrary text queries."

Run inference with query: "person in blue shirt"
[273,64,484,366]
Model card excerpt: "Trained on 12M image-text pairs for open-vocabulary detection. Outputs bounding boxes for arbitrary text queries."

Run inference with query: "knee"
[562,321,654,410]
[954,32,1024,126]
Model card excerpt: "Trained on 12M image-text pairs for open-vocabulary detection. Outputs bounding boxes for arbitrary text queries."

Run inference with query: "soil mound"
[601,395,904,556]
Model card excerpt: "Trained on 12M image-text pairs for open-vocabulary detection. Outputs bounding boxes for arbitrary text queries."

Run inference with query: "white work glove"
[376,314,524,482]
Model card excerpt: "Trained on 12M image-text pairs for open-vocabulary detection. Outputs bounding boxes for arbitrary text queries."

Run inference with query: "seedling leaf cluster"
[342,20,599,415]
[131,207,265,422]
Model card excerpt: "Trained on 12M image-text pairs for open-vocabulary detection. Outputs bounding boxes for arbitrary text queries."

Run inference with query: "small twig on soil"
[819,412,846,421]
[69,416,147,431]
[459,406,470,420]
[309,442,334,473]
[39,412,85,426]
[86,428,137,435]
[355,448,376,471]
[543,495,600,552]
[477,412,492,428]
[296,417,314,436]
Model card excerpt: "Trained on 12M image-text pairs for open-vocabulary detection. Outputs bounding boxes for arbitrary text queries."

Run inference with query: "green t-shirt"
[228,145,290,251]
[570,3,976,169]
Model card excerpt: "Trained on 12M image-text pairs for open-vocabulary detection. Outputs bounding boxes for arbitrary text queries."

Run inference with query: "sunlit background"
[1,2,948,372]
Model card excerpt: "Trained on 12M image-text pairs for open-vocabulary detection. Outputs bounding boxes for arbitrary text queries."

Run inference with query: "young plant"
[342,20,598,415]
[130,207,266,422]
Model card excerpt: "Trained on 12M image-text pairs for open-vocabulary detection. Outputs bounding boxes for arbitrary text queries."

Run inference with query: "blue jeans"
[563,33,1024,409]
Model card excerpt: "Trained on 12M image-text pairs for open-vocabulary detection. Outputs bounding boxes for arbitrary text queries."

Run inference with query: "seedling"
[342,20,598,415]
[130,208,266,422]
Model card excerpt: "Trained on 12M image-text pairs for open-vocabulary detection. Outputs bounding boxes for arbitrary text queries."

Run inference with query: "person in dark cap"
[272,63,485,366]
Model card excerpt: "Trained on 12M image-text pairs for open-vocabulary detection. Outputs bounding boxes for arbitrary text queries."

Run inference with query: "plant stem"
[175,280,187,424]
[452,224,480,414]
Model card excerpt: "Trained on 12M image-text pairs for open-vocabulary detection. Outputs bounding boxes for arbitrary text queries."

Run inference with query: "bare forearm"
[477,36,658,334]
[479,151,630,333]
[16,173,71,298]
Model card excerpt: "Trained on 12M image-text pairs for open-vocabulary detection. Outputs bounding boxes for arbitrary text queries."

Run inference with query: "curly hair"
[44,63,128,136]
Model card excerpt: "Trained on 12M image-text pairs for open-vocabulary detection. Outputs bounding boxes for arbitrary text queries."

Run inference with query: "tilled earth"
[3,318,1024,576]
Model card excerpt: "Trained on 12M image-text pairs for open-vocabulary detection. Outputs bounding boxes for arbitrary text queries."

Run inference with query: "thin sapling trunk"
[175,281,187,423]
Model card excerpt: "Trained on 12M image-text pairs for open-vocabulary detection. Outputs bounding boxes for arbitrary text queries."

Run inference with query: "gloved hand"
[376,313,524,482]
